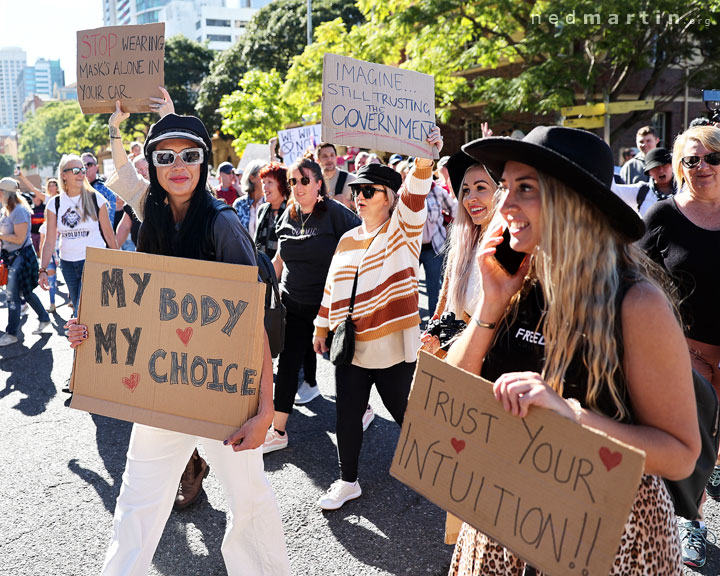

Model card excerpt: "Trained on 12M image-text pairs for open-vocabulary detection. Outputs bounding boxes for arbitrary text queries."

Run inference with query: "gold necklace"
[299,208,312,234]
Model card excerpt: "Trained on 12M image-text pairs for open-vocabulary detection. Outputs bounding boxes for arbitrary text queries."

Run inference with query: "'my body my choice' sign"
[77,23,165,114]
[391,353,645,576]
[322,54,438,158]
[71,249,264,440]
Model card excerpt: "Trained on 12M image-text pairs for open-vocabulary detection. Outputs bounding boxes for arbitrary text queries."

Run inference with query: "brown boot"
[174,449,209,510]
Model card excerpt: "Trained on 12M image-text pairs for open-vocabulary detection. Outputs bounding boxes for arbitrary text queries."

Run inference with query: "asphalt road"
[0,278,718,576]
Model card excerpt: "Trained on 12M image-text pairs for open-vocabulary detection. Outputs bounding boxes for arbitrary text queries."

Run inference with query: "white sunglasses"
[151,147,204,167]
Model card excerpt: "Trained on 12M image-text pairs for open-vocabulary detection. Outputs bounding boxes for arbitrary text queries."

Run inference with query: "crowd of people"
[2,82,720,575]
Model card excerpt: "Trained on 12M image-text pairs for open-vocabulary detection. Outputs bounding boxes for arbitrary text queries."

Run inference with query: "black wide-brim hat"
[462,126,645,241]
[446,151,500,198]
[351,163,403,193]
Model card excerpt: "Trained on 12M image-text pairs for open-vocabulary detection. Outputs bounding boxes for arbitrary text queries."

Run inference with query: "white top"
[47,192,108,261]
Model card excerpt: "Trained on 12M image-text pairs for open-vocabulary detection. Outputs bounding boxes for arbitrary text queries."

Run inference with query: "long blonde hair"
[57,154,99,221]
[532,173,675,421]
[445,167,500,316]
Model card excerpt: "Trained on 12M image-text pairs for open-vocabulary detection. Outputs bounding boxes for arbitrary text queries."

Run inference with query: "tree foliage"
[222,0,720,144]
[0,154,15,178]
[197,0,364,132]
[164,35,214,116]
[220,69,306,155]
[18,101,84,168]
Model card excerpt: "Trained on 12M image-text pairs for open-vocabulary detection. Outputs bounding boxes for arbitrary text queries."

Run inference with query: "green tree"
[197,0,363,132]
[18,101,84,168]
[164,35,214,116]
[0,154,15,178]
[220,69,306,156]
[269,0,720,141]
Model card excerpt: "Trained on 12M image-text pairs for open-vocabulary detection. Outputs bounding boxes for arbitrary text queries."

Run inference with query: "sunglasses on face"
[62,166,86,175]
[287,176,311,187]
[151,148,204,167]
[681,152,720,169]
[351,185,386,200]
[83,162,97,168]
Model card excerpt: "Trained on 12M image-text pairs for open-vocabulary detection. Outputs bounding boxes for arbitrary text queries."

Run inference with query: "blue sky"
[1,0,104,84]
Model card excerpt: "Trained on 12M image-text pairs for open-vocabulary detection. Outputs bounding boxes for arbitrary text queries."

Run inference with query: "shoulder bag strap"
[347,227,383,317]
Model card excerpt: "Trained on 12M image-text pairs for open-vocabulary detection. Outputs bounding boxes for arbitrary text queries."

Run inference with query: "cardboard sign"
[70,248,265,441]
[391,353,646,576]
[322,54,438,159]
[237,143,271,172]
[278,124,322,165]
[77,23,165,114]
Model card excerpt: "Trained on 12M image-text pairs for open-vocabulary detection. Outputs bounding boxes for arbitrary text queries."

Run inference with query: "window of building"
[464,119,485,142]
[137,11,159,23]
[234,20,247,28]
[136,0,165,12]
[206,19,231,27]
[196,20,201,29]
[207,34,232,42]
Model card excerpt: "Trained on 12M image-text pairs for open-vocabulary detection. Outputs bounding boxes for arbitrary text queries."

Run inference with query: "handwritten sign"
[278,124,322,165]
[77,23,165,114]
[322,54,438,159]
[391,353,645,576]
[70,248,265,440]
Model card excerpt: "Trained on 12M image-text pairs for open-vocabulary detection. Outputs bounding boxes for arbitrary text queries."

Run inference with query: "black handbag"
[325,230,380,366]
[664,369,720,519]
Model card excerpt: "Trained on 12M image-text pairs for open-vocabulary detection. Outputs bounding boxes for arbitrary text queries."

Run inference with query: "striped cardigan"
[313,165,432,353]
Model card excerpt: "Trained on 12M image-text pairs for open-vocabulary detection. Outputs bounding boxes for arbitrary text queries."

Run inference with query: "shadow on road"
[0,334,55,415]
[68,413,133,512]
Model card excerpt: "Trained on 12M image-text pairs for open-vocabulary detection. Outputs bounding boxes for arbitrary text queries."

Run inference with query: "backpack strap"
[334,170,348,197]
[635,183,650,212]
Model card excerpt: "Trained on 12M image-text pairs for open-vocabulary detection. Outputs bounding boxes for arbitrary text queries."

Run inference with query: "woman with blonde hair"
[639,124,720,566]
[39,154,116,314]
[422,151,499,356]
[446,126,699,575]
[0,177,51,345]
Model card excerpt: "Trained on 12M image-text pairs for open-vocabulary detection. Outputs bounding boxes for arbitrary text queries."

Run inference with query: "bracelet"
[472,316,496,330]
[110,136,122,140]
[567,398,583,423]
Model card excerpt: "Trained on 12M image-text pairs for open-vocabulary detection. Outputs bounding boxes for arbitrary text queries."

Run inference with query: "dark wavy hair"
[259,162,290,200]
[288,157,328,220]
[137,145,215,259]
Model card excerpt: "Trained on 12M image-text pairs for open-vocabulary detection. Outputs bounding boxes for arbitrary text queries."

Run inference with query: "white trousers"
[101,424,290,576]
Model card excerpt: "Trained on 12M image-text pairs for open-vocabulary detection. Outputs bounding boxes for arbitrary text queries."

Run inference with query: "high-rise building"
[18,59,65,100]
[102,0,269,51]
[0,47,27,132]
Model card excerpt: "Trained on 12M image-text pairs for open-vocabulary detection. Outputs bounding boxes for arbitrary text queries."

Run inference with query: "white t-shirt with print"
[46,192,108,262]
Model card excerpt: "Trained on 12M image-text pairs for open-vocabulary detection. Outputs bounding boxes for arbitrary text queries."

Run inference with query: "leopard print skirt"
[448,475,682,576]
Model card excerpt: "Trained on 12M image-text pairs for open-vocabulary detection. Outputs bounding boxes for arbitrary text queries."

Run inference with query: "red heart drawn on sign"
[176,327,193,347]
[599,446,622,471]
[122,373,140,393]
[451,438,466,454]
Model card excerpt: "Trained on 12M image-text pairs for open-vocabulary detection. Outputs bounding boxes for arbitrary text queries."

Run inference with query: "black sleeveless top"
[481,281,634,423]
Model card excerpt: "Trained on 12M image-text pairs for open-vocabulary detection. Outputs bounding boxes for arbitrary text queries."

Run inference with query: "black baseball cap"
[218,161,234,174]
[643,147,672,174]
[351,164,403,192]
[144,113,212,156]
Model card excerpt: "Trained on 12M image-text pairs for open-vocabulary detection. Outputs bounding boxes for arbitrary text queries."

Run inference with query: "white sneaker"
[32,321,51,334]
[317,480,362,510]
[0,333,18,346]
[295,381,321,405]
[263,428,288,454]
[362,405,375,431]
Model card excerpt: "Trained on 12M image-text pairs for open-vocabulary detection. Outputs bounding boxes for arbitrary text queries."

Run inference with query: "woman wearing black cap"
[311,128,443,510]
[67,113,289,575]
[445,126,698,574]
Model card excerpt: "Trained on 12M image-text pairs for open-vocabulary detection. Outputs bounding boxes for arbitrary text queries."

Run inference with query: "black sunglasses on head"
[62,166,87,175]
[351,185,386,200]
[288,176,311,187]
[681,152,720,169]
